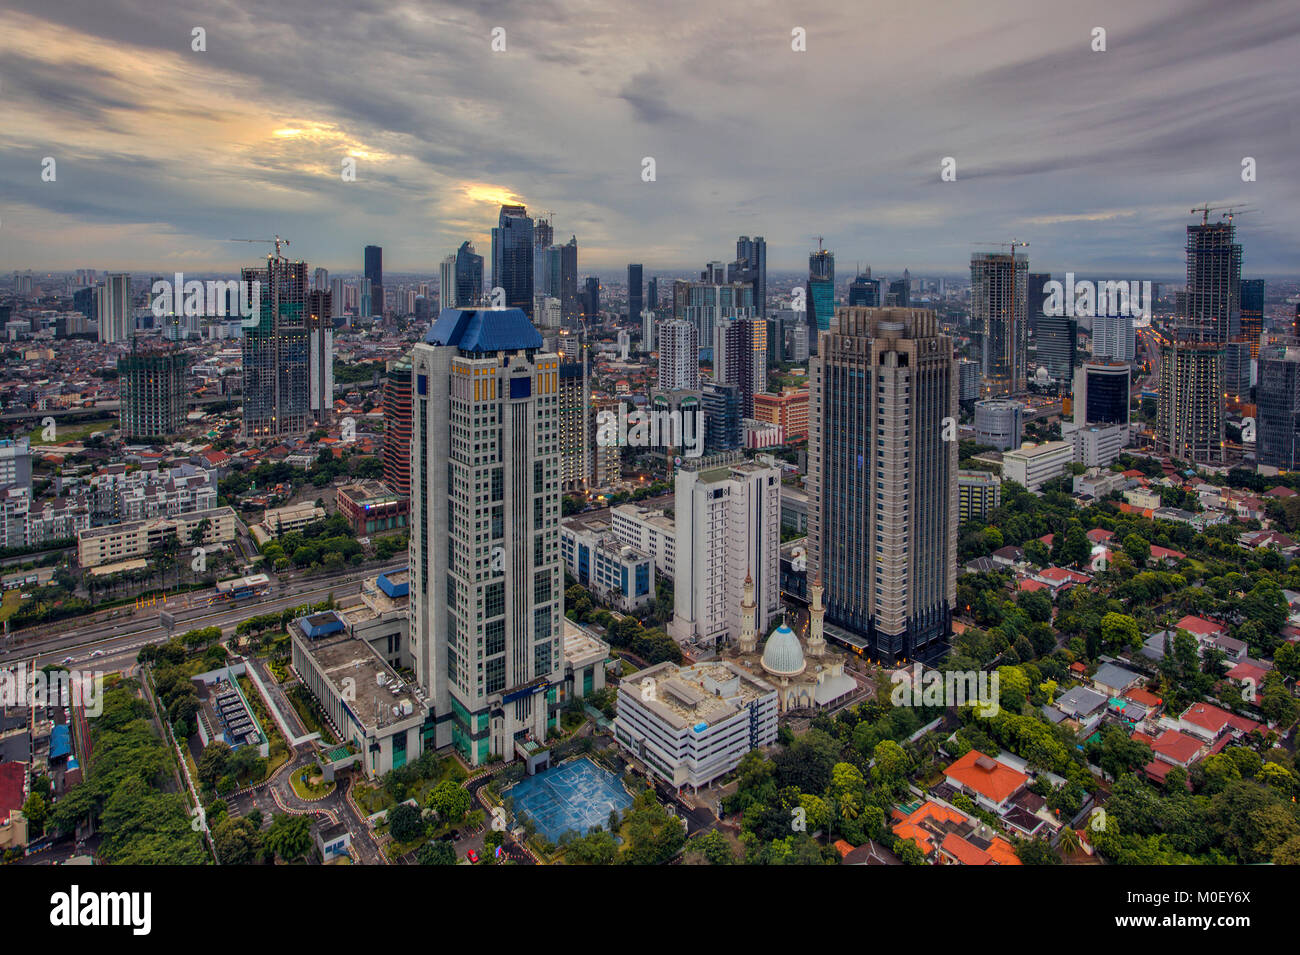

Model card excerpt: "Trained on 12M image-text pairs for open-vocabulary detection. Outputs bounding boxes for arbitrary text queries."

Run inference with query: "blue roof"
[50,724,71,760]
[425,308,542,353]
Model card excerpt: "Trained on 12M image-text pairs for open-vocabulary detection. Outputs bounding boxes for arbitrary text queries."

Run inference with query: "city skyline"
[2,1,1299,274]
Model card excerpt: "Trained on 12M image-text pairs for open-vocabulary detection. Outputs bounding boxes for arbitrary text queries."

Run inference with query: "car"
[465,849,478,864]
[62,656,74,665]
[90,650,105,658]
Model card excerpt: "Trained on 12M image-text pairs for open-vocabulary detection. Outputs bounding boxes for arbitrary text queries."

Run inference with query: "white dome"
[761,624,806,677]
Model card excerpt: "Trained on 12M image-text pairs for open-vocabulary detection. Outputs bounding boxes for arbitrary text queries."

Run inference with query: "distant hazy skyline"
[2,0,1298,276]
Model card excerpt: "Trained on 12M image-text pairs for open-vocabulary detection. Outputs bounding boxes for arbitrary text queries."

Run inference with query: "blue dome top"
[761,623,806,677]
[426,307,542,353]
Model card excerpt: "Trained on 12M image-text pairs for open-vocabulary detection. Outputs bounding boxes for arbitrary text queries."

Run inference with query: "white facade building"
[1002,440,1073,491]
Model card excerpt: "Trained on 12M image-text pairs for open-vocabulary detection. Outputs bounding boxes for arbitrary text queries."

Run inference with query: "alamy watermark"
[1,664,104,716]
[1043,273,1151,319]
[151,273,261,326]
[595,406,702,458]
[890,663,1000,718]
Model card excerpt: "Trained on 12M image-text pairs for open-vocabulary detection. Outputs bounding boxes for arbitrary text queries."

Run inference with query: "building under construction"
[118,345,189,440]
[241,257,311,442]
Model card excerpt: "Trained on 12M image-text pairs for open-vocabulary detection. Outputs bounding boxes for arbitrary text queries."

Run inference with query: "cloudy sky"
[1,0,1297,280]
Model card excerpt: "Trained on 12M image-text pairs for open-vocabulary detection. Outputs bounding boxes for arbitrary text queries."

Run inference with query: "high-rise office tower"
[307,290,334,425]
[1157,339,1223,464]
[97,273,133,343]
[439,255,456,309]
[533,217,554,297]
[409,307,561,765]
[670,459,781,647]
[1035,314,1077,383]
[491,205,535,319]
[848,271,881,307]
[1073,362,1131,427]
[557,237,580,327]
[731,236,767,317]
[1257,341,1300,469]
[455,241,483,308]
[887,279,909,308]
[330,277,346,322]
[1092,312,1136,362]
[682,280,754,363]
[647,276,658,312]
[1223,341,1253,400]
[971,250,1029,396]
[807,244,835,354]
[658,319,701,391]
[118,345,188,440]
[583,277,601,323]
[1026,272,1051,336]
[1240,279,1265,358]
[242,257,310,442]
[627,264,643,325]
[702,381,742,452]
[360,278,373,319]
[641,307,655,351]
[382,355,412,496]
[312,267,329,292]
[808,307,957,664]
[1184,219,1242,343]
[713,317,767,418]
[558,360,588,493]
[364,245,383,318]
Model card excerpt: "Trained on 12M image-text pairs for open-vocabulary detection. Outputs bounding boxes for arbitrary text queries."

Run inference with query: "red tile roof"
[945,750,1029,805]
[1174,615,1223,637]
[1148,729,1202,765]
[1086,528,1115,543]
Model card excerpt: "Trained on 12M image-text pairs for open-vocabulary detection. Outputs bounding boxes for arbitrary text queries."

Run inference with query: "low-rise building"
[76,505,237,568]
[335,479,409,536]
[958,469,1001,523]
[561,513,655,612]
[609,501,676,578]
[290,610,430,779]
[614,659,777,790]
[1002,441,1072,491]
[561,618,610,702]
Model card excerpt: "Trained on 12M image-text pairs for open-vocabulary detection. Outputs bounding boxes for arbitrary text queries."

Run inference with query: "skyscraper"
[1073,362,1131,427]
[1035,314,1077,383]
[97,273,133,343]
[382,355,412,496]
[682,280,754,363]
[713,317,767,418]
[242,257,311,442]
[1026,272,1051,336]
[307,290,334,426]
[409,307,561,765]
[808,307,957,664]
[848,271,881,307]
[731,236,767,317]
[1157,339,1223,464]
[558,236,580,327]
[558,359,588,493]
[1257,341,1300,469]
[455,241,483,308]
[1092,312,1136,362]
[702,381,742,453]
[807,244,835,354]
[627,263,643,325]
[971,249,1029,396]
[657,319,700,391]
[583,277,601,323]
[648,276,658,312]
[1184,220,1241,343]
[364,245,383,318]
[491,205,535,319]
[1240,278,1264,358]
[439,255,456,309]
[534,217,554,296]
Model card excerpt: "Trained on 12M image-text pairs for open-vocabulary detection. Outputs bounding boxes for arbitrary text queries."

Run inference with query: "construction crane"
[229,235,291,257]
[972,239,1030,252]
[1190,204,1254,225]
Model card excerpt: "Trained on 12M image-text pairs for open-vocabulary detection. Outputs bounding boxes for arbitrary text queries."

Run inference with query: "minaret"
[808,575,826,657]
[738,571,758,654]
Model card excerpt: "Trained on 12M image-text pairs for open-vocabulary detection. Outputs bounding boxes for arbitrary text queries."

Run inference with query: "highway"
[0,562,407,672]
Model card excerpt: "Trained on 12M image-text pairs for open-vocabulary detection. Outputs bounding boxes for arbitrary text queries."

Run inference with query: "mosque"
[726,572,858,713]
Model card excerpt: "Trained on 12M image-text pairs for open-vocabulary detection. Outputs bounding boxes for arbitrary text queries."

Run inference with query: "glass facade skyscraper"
[491,205,535,319]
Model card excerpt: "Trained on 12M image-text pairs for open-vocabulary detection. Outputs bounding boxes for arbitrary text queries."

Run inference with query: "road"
[1,562,406,671]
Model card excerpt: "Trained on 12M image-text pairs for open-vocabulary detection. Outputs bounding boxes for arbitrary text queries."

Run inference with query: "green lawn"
[29,417,117,445]
[289,766,336,800]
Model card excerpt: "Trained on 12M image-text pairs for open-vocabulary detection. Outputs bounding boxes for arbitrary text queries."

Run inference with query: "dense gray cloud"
[0,0,1296,278]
